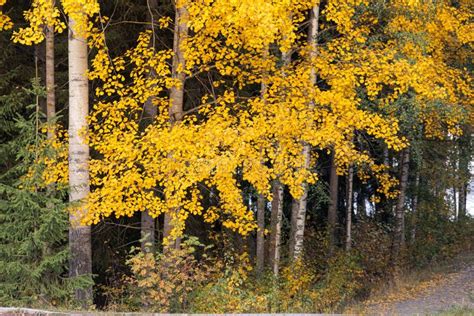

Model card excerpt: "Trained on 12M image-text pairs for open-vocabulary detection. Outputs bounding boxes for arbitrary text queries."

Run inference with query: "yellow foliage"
[11,0,65,45]
[120,237,217,312]
[18,0,472,241]
[0,0,12,31]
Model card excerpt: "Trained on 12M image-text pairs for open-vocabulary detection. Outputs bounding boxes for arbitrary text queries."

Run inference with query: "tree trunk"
[256,194,265,273]
[411,171,419,243]
[141,212,155,253]
[140,0,159,254]
[43,10,56,275]
[268,180,283,276]
[288,4,319,261]
[453,185,458,219]
[289,147,310,259]
[68,17,92,306]
[328,153,339,255]
[458,183,467,219]
[163,1,188,249]
[345,165,354,251]
[45,22,55,139]
[392,148,410,261]
[458,129,471,219]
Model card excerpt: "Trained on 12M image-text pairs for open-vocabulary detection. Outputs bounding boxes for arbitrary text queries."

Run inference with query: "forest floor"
[348,253,474,315]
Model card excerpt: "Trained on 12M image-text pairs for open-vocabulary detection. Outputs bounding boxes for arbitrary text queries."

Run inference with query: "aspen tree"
[288,3,319,260]
[140,0,159,254]
[65,1,97,304]
[163,0,189,249]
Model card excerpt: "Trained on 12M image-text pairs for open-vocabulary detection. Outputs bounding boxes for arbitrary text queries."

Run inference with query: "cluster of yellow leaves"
[0,0,13,31]
[224,252,253,293]
[11,0,65,45]
[61,0,99,38]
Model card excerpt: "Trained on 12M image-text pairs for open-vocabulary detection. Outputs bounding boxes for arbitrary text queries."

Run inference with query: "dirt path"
[362,258,474,315]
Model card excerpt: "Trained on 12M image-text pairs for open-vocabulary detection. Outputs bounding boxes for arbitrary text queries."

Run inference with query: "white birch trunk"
[68,17,92,305]
[288,4,319,260]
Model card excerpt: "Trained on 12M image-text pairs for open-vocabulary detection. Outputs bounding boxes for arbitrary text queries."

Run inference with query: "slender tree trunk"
[141,211,155,253]
[458,183,467,219]
[256,194,265,273]
[289,147,310,259]
[345,165,354,251]
[453,186,458,219]
[392,148,410,261]
[328,153,339,255]
[68,17,92,306]
[458,129,471,219]
[289,199,298,258]
[45,22,55,138]
[268,180,283,276]
[140,0,159,254]
[288,4,319,260]
[42,14,55,272]
[163,1,188,249]
[411,171,419,243]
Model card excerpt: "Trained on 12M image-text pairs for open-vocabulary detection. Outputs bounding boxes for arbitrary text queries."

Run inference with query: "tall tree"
[68,14,92,305]
[288,3,319,260]
[140,0,159,254]
[163,0,188,249]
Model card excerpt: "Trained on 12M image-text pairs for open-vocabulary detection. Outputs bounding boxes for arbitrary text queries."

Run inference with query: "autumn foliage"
[0,0,472,312]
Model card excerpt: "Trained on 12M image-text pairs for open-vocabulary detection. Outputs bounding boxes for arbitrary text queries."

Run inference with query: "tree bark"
[256,194,265,273]
[68,17,92,306]
[288,4,319,261]
[392,148,410,261]
[289,147,310,259]
[345,165,354,251]
[45,22,55,139]
[140,0,159,254]
[411,171,419,243]
[458,183,467,219]
[268,180,283,276]
[453,185,458,219]
[458,129,471,219]
[328,153,339,255]
[163,1,188,249]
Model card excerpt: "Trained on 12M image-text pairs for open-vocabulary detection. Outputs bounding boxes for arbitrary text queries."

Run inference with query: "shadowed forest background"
[0,0,473,313]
